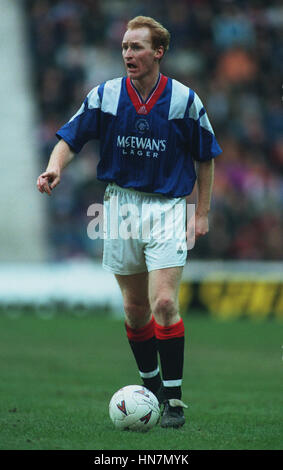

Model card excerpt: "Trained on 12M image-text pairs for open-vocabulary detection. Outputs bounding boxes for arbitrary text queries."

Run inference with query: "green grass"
[0,311,282,450]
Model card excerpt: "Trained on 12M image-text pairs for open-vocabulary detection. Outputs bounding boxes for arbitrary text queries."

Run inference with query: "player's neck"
[131,70,160,102]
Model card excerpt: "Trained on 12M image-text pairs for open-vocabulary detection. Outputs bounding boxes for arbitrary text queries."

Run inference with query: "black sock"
[125,317,162,394]
[155,319,185,400]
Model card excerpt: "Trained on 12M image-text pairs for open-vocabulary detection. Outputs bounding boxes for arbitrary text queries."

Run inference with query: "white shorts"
[102,183,187,275]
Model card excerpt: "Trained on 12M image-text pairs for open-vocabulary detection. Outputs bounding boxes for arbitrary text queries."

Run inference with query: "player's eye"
[122,44,141,50]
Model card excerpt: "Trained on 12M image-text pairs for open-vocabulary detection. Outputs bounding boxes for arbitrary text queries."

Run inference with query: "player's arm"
[194,159,214,239]
[37,139,74,196]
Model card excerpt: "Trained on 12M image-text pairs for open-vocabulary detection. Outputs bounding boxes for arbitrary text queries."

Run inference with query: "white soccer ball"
[109,385,160,432]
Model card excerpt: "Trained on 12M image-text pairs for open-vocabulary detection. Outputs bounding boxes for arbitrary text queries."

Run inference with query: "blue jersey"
[56,74,222,198]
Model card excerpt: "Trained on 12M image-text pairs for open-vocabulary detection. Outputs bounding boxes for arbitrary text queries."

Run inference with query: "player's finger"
[43,180,52,195]
[37,177,45,193]
[38,173,56,193]
[37,175,51,195]
[195,228,208,239]
[41,171,55,178]
[49,177,60,189]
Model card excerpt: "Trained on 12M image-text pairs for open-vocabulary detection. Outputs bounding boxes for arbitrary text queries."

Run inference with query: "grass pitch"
[0,311,282,450]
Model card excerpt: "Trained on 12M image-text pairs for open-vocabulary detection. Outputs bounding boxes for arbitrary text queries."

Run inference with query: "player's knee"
[152,296,176,325]
[124,302,150,329]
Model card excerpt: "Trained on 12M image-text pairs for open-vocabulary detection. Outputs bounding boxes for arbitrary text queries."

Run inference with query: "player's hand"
[195,213,209,240]
[186,213,209,247]
[37,170,60,196]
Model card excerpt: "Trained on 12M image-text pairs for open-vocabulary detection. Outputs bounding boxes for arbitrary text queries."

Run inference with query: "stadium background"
[0,0,283,452]
[1,0,282,318]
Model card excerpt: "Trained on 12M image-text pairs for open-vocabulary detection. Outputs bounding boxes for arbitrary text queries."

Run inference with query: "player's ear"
[154,46,164,61]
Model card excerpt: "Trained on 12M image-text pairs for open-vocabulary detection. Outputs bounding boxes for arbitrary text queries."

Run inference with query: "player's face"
[122,27,163,81]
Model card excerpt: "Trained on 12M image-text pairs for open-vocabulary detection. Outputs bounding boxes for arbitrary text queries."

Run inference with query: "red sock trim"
[125,316,155,342]
[155,318,185,340]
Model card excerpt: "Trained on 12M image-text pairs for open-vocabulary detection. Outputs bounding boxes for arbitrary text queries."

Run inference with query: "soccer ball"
[109,385,160,432]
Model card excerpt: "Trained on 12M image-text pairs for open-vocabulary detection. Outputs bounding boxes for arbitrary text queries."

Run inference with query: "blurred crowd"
[24,0,283,260]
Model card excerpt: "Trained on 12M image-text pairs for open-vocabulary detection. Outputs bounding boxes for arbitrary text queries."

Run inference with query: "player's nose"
[124,47,133,58]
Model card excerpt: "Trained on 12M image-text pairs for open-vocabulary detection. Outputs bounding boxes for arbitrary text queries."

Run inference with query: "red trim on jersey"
[155,318,185,340]
[126,74,168,115]
[125,316,155,342]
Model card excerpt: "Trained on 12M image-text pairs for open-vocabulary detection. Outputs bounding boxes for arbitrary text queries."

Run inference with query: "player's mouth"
[126,63,138,72]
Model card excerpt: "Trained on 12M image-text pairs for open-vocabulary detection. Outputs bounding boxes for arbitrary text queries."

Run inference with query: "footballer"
[37,16,222,428]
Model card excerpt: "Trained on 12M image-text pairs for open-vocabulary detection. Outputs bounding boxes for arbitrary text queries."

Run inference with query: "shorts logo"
[135,118,150,134]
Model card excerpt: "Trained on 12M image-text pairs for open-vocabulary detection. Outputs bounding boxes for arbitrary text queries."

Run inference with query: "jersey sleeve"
[56,86,101,153]
[188,91,222,162]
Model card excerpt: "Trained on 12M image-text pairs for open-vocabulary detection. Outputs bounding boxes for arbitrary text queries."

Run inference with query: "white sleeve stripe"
[68,85,100,122]
[87,85,100,109]
[189,93,214,134]
[189,92,202,121]
[168,79,190,120]
[68,102,85,123]
[169,81,215,134]
[199,112,213,133]
[101,77,123,116]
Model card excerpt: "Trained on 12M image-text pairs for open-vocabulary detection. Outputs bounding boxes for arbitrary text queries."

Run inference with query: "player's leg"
[115,272,162,396]
[149,266,183,326]
[149,266,187,427]
[149,266,184,398]
[115,272,150,329]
